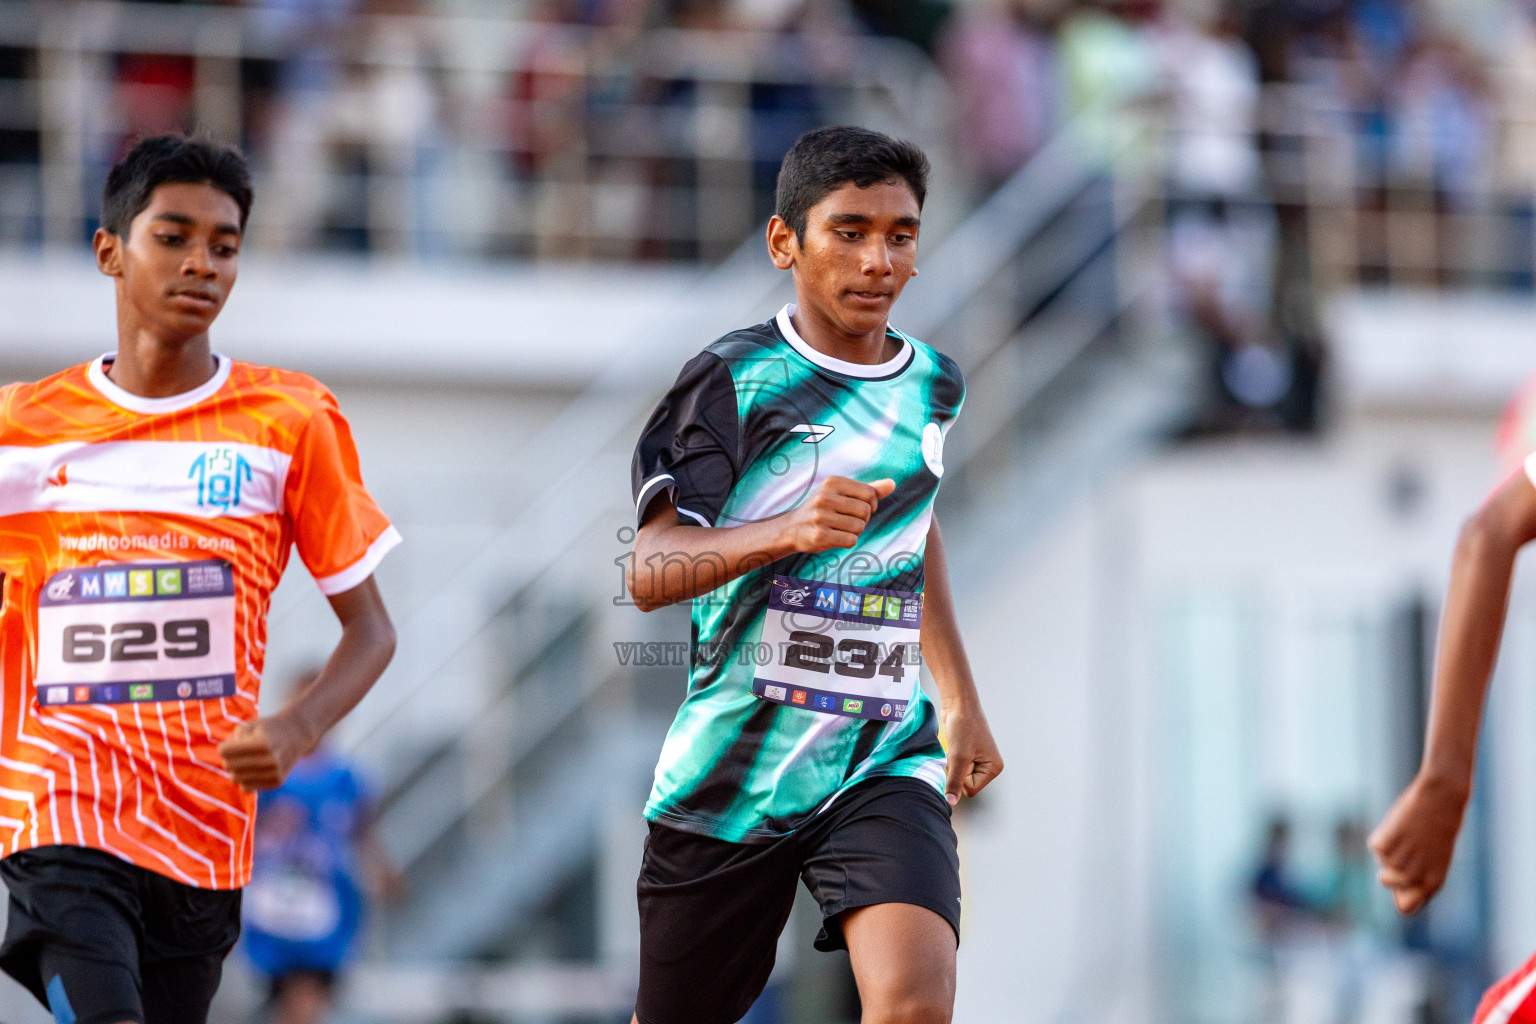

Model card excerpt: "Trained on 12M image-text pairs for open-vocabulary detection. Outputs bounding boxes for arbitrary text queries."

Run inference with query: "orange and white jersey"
[0,354,400,889]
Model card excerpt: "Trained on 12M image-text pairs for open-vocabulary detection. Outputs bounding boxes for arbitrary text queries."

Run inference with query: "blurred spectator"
[846,0,956,56]
[262,0,443,254]
[1159,2,1287,430]
[938,0,1058,191]
[1389,33,1489,285]
[749,6,833,224]
[115,53,196,141]
[1251,814,1316,937]
[243,729,399,1024]
[1322,819,1376,932]
[509,0,602,258]
[0,45,40,245]
[1057,0,1162,169]
[252,0,362,250]
[1251,814,1332,1024]
[1159,3,1261,201]
[1494,0,1536,287]
[633,0,755,259]
[1351,0,1415,76]
[1391,34,1489,200]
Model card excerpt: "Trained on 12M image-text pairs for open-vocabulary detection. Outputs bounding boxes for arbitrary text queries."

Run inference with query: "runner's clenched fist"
[781,476,896,553]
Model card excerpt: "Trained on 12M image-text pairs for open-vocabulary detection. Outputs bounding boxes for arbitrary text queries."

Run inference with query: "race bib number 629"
[34,559,237,707]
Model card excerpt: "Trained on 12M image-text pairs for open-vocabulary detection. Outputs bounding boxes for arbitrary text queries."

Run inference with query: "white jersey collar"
[88,352,233,415]
[775,304,913,379]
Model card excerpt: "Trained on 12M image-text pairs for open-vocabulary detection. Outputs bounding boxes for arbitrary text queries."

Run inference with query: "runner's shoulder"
[221,361,346,431]
[0,362,97,439]
[696,320,788,383]
[225,361,336,407]
[898,333,964,410]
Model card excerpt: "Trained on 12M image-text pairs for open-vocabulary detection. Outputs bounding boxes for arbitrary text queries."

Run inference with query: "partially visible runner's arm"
[920,515,1003,806]
[1371,467,1536,913]
[218,576,396,792]
[627,477,895,612]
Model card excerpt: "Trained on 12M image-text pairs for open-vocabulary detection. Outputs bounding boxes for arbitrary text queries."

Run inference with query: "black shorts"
[0,845,241,1024]
[635,775,960,1024]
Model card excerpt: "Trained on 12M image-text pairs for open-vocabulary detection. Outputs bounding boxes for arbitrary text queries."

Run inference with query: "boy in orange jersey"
[0,136,399,1024]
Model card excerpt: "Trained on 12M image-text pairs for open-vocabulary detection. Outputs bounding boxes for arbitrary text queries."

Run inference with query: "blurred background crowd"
[5,0,1536,1022]
[12,0,1536,431]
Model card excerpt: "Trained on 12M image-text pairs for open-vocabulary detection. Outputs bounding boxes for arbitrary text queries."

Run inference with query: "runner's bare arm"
[920,515,1003,806]
[627,476,896,612]
[218,577,396,792]
[1370,468,1536,914]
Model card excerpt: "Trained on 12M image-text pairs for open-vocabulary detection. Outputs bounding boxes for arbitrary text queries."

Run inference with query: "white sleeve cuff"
[314,525,403,596]
[635,473,676,525]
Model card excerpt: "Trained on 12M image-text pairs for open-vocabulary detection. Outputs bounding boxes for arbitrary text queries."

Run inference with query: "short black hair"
[101,135,254,237]
[774,126,929,240]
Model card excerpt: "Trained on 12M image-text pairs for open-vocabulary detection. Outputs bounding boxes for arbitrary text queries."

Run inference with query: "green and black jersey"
[631,303,965,843]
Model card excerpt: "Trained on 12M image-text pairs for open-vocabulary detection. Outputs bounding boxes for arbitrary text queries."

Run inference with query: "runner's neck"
[788,306,900,366]
[105,333,219,399]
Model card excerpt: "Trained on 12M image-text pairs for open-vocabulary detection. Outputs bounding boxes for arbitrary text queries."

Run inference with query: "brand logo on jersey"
[814,694,836,710]
[839,592,861,615]
[129,684,152,701]
[789,424,834,444]
[177,681,193,698]
[815,588,837,611]
[43,686,68,705]
[46,465,67,488]
[843,698,863,714]
[792,690,807,705]
[881,703,893,717]
[45,575,75,601]
[764,685,787,701]
[922,422,945,477]
[190,448,254,512]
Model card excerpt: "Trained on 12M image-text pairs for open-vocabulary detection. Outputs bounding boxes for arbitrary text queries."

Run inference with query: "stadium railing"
[0,1,949,260]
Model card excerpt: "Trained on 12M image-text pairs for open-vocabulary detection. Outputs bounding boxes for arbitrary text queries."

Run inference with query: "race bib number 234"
[753,574,922,721]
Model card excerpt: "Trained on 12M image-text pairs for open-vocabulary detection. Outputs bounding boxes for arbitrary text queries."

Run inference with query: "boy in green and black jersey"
[627,125,1003,1024]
